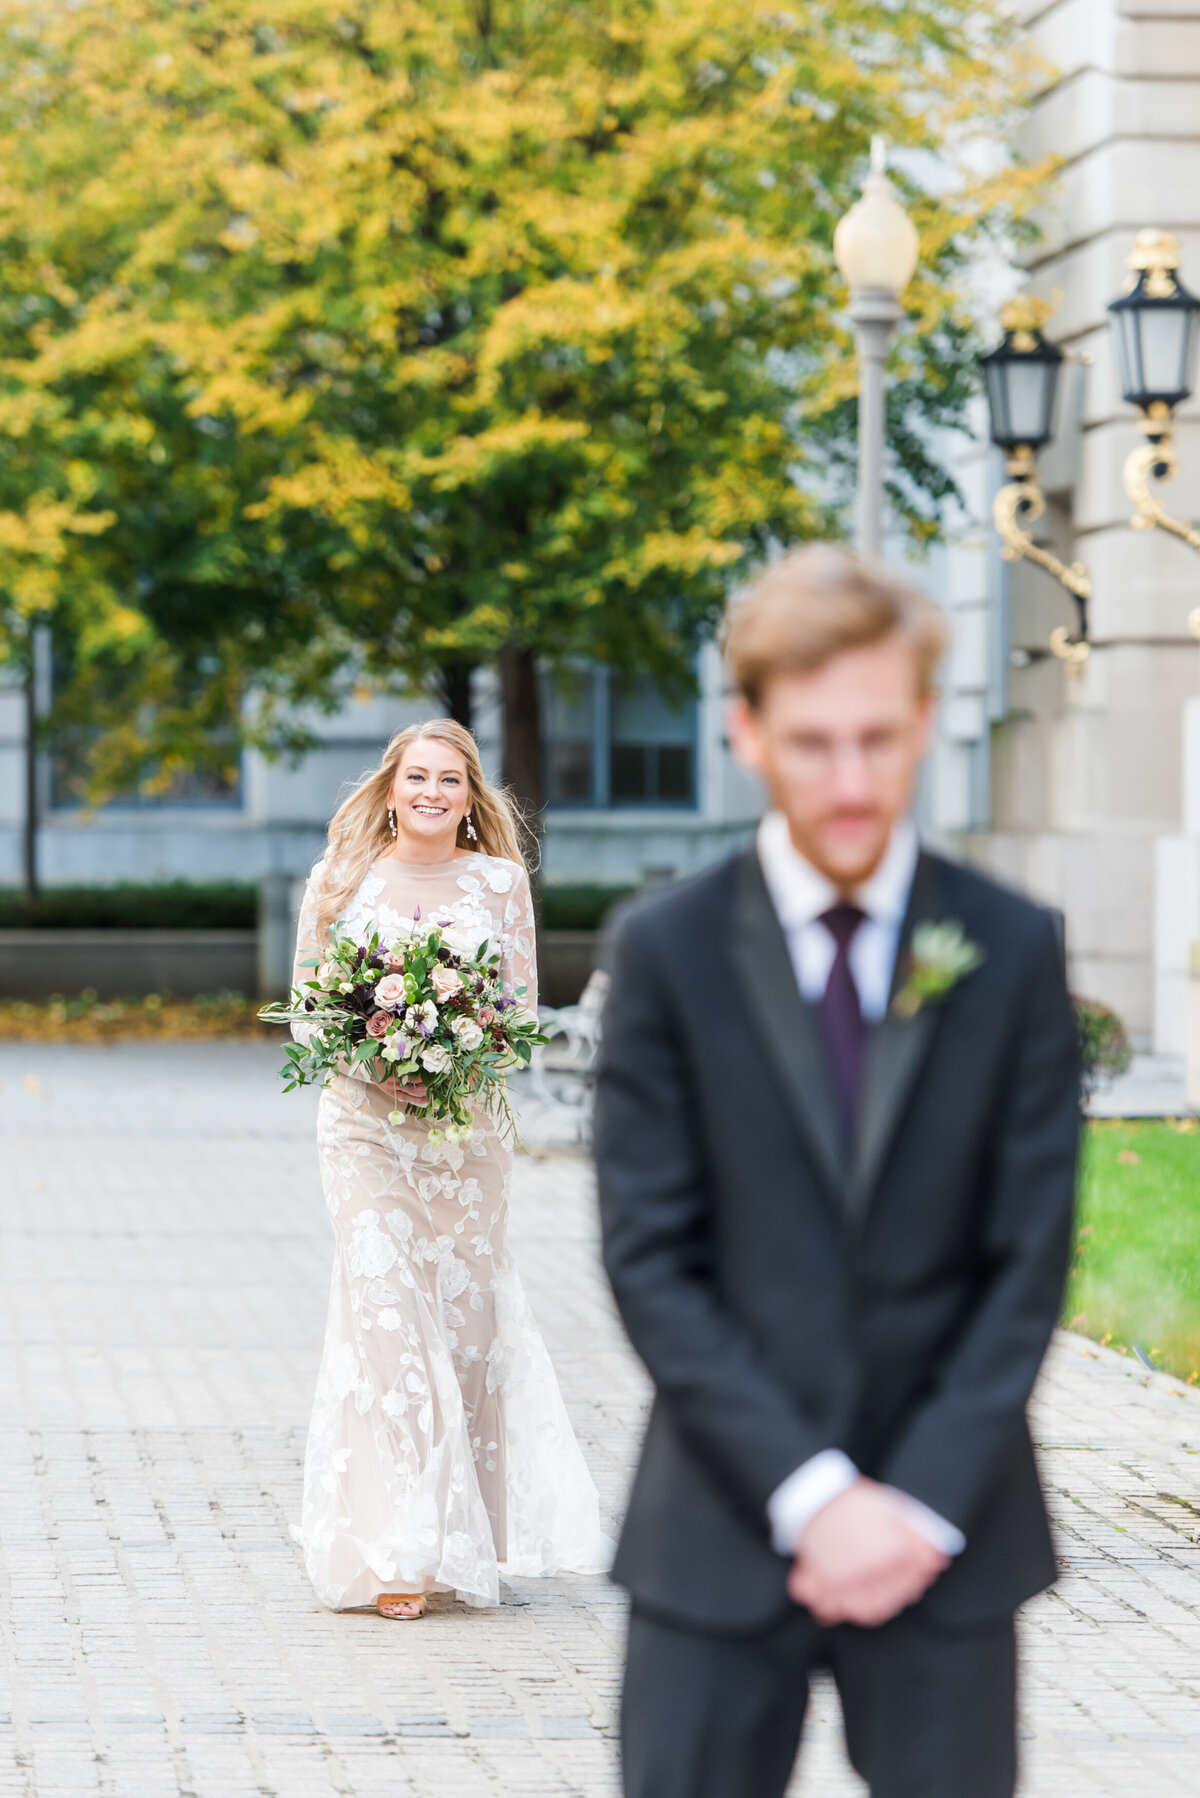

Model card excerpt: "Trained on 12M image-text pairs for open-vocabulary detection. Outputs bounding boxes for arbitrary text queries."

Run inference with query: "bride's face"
[388,739,473,851]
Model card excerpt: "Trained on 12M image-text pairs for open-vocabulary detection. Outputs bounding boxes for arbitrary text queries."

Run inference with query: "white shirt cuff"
[885,1489,966,1557]
[767,1449,859,1555]
[766,1454,968,1559]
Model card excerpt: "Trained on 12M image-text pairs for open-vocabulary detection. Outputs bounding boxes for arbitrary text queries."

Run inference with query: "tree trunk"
[22,651,38,904]
[440,660,475,729]
[498,644,544,880]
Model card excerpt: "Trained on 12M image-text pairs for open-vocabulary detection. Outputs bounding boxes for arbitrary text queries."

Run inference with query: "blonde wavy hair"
[312,719,527,933]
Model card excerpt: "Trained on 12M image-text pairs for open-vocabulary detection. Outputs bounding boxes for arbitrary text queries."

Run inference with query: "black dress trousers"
[621,1601,1017,1798]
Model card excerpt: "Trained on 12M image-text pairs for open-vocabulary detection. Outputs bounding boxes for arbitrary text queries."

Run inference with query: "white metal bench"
[523,967,610,1138]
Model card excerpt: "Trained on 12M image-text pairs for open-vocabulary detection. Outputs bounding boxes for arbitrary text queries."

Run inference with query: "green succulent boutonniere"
[893,921,983,1020]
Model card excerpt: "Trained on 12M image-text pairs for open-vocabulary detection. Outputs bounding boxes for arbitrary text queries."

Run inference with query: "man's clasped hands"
[788,1478,951,1628]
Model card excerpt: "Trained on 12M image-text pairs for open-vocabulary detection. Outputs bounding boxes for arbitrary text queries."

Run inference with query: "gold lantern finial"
[999,290,1060,353]
[1124,229,1181,300]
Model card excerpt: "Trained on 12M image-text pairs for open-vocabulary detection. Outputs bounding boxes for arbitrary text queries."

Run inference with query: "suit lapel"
[729,850,846,1204]
[846,851,944,1230]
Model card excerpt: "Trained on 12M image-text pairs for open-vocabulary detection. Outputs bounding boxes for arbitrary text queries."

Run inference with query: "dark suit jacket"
[593,845,1080,1635]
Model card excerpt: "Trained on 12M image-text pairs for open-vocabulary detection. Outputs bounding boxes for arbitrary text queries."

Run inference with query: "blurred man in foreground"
[594,546,1080,1798]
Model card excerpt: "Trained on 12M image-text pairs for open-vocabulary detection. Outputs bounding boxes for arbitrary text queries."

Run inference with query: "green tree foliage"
[0,0,1047,822]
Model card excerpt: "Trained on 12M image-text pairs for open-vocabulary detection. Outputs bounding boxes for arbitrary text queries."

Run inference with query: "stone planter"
[0,930,258,1000]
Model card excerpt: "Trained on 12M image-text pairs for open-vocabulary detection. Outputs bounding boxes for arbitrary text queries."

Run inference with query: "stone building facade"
[929,0,1200,1047]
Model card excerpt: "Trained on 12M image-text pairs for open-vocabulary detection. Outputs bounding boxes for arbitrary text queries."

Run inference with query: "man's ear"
[726,695,763,773]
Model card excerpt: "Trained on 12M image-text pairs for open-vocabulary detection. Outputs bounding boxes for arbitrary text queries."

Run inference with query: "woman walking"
[291,719,609,1618]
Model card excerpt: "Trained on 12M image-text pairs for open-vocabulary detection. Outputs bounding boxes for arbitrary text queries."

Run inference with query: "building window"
[50,735,244,810]
[47,639,245,811]
[543,669,600,807]
[542,666,697,809]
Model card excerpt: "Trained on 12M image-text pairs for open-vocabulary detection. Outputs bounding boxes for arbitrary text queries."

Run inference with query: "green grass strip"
[1067,1120,1200,1383]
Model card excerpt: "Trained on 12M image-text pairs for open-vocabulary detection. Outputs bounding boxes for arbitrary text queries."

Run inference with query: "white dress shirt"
[755,811,966,1563]
[757,808,918,1023]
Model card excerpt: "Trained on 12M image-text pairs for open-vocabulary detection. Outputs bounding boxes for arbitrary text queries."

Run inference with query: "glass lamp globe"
[1108,229,1200,419]
[833,139,920,298]
[979,296,1063,458]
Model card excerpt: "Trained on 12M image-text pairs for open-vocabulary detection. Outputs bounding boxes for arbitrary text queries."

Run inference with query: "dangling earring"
[387,805,397,839]
[466,811,477,841]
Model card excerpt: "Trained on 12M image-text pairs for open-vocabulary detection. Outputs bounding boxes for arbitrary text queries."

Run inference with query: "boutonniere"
[892,921,983,1019]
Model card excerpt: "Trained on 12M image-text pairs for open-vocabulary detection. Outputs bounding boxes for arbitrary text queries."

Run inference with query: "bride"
[291,718,610,1619]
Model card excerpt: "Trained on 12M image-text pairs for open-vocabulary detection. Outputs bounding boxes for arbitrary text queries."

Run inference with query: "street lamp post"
[834,137,919,559]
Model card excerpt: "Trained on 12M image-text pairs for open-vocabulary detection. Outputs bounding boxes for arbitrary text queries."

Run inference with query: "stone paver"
[0,1041,1198,1796]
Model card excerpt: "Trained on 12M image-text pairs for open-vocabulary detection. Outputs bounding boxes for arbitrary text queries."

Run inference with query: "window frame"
[542,663,700,813]
[48,739,246,814]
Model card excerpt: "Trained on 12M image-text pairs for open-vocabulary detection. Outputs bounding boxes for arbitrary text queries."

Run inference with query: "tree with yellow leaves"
[0,0,1046,847]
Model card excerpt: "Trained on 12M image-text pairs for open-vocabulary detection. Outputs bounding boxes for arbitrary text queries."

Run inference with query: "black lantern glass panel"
[1109,269,1200,413]
[979,330,1063,454]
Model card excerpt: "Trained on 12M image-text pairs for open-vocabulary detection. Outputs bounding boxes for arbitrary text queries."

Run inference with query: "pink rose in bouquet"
[365,1010,391,1039]
[430,964,463,1001]
[374,973,407,1008]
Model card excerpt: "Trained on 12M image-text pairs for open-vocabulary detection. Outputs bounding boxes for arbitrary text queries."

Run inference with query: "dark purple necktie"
[816,903,867,1143]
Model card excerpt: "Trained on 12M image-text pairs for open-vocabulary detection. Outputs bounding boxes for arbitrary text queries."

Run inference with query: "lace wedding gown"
[290,850,610,1610]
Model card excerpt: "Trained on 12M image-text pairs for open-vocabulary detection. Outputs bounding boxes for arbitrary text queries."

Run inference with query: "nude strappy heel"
[376,1592,427,1620]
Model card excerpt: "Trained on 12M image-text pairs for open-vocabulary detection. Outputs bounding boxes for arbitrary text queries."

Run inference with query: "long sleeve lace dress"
[290,850,610,1610]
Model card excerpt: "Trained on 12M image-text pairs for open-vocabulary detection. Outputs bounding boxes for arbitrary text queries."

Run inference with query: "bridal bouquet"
[260,911,546,1142]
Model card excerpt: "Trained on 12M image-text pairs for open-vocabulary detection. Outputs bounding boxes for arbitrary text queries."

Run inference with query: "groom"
[593,546,1080,1798]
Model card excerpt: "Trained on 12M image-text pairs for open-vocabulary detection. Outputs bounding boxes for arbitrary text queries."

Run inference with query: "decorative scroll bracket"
[992,459,1092,665]
[1125,433,1200,551]
[1123,426,1200,644]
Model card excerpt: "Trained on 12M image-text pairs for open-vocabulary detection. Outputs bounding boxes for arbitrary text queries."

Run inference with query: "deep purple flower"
[342,982,376,1017]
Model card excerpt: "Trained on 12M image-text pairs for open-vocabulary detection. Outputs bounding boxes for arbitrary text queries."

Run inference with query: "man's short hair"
[724,545,948,707]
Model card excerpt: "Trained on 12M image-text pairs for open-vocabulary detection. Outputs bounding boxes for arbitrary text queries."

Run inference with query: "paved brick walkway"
[0,1042,1197,1797]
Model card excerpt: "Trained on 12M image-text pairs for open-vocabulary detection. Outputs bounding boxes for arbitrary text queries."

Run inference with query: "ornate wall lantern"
[979,295,1092,664]
[1108,231,1200,634]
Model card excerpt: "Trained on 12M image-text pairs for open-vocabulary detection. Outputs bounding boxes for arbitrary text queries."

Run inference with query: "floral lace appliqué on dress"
[290,851,610,1609]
